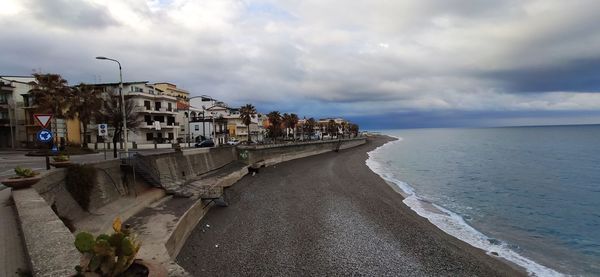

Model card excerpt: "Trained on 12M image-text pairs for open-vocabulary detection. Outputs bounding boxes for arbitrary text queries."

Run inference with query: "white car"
[227,139,240,145]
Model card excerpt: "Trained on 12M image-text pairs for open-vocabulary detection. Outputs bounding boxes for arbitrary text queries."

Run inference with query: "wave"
[366,136,563,277]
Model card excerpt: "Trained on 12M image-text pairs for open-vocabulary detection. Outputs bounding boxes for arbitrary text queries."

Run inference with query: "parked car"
[195,139,215,148]
[227,138,240,145]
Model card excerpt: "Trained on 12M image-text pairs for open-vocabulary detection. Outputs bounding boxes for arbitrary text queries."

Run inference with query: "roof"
[0,76,37,84]
[89,81,148,87]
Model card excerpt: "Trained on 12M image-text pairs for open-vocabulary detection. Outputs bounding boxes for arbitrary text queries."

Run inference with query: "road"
[0,148,178,187]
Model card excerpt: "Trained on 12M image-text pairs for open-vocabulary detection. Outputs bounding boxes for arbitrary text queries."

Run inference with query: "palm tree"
[349,123,359,137]
[96,91,140,158]
[282,113,300,140]
[266,111,283,141]
[289,113,299,140]
[305,118,316,140]
[239,104,256,142]
[327,119,337,138]
[69,84,102,147]
[29,73,74,143]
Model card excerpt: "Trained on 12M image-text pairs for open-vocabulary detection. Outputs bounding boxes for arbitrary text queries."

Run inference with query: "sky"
[2,0,600,129]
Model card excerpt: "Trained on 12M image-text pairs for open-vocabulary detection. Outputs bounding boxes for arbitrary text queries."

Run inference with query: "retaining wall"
[140,146,237,187]
[34,160,129,222]
[237,138,366,165]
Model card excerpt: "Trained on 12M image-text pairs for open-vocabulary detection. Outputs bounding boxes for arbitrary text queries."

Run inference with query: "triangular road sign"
[34,114,53,128]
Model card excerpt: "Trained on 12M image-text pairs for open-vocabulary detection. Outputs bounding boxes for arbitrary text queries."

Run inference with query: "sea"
[366,125,600,276]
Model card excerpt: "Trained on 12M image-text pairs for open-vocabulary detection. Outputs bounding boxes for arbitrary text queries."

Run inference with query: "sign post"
[98,124,108,160]
[34,114,54,170]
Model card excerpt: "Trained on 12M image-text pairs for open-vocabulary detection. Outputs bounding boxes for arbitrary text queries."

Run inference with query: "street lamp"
[95,56,128,157]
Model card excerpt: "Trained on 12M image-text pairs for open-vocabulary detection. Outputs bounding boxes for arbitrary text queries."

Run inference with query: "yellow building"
[153,83,190,100]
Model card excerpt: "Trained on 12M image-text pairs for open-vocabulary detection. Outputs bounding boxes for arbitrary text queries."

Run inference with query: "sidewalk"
[0,188,29,277]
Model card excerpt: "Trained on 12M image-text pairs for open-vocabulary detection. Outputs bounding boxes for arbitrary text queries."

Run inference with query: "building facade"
[89,82,180,146]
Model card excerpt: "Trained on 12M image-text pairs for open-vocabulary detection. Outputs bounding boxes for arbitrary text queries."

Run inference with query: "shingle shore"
[177,135,525,276]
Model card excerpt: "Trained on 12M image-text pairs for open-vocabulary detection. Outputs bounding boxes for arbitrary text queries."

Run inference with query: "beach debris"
[252,172,256,176]
[215,244,219,248]
[490,251,499,256]
[206,224,210,228]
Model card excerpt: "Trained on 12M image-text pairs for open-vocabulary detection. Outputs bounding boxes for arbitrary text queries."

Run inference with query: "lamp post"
[95,56,128,157]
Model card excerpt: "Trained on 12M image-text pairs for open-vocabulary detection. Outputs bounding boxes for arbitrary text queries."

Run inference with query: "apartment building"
[90,82,180,146]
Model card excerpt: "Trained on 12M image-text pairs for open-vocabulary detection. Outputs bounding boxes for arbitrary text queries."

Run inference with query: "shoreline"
[367,134,562,276]
[177,135,526,276]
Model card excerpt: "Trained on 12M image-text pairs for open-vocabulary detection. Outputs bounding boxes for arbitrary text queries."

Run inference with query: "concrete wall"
[238,138,366,166]
[34,160,129,221]
[140,146,237,187]
[13,188,80,277]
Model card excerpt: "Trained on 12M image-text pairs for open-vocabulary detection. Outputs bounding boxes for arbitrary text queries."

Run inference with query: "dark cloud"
[484,58,600,93]
[25,0,117,29]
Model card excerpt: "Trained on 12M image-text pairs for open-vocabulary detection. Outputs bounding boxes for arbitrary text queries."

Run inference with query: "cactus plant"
[53,154,70,162]
[74,217,141,277]
[14,166,38,178]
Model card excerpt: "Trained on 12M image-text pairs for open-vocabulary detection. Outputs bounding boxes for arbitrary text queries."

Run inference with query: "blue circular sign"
[37,129,53,143]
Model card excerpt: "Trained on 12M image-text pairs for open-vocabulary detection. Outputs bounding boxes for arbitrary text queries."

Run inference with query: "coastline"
[177,135,526,276]
[366,134,563,276]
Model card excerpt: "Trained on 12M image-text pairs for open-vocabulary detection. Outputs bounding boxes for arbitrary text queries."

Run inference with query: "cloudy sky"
[2,0,600,129]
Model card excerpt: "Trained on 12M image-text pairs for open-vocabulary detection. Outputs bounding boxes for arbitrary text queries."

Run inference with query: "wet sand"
[177,135,525,276]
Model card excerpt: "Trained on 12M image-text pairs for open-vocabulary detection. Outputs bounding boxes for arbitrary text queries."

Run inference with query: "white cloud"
[2,0,600,123]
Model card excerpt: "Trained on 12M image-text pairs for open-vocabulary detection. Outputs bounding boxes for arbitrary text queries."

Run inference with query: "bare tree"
[96,91,140,158]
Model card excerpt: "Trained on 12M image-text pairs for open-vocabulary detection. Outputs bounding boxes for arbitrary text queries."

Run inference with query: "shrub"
[66,164,96,211]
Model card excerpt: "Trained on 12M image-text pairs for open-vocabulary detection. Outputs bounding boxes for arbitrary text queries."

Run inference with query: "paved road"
[0,148,177,179]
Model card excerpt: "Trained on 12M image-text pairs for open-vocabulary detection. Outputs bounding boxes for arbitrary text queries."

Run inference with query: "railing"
[122,152,172,190]
[237,136,365,150]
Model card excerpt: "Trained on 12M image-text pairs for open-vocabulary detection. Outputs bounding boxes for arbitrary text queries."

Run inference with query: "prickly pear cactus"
[73,217,141,277]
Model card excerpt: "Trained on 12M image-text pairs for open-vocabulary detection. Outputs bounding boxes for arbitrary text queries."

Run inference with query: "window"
[168,133,174,140]
[146,133,154,141]
[144,115,151,125]
[195,125,199,131]
[167,103,172,111]
[144,101,151,110]
[155,102,161,111]
[154,116,164,123]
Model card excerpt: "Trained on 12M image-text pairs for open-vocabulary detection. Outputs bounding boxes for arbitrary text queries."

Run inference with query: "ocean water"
[366,125,600,276]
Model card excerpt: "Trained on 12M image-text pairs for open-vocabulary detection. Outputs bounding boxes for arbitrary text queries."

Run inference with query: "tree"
[96,91,140,158]
[305,118,316,140]
[29,73,74,144]
[327,119,337,138]
[282,113,300,140]
[69,84,102,147]
[266,111,283,140]
[289,113,299,140]
[349,123,359,137]
[239,104,256,142]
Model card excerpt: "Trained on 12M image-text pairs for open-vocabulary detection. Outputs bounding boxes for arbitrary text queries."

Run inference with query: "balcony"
[142,121,179,129]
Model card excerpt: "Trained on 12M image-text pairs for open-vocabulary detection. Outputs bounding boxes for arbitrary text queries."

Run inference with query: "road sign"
[36,129,53,143]
[98,123,108,136]
[51,145,58,153]
[34,114,53,128]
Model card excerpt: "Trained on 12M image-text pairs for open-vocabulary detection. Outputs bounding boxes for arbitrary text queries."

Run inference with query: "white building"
[90,82,180,147]
[0,76,34,148]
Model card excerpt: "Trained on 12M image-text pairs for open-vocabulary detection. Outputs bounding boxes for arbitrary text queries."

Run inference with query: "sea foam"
[366,136,563,277]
